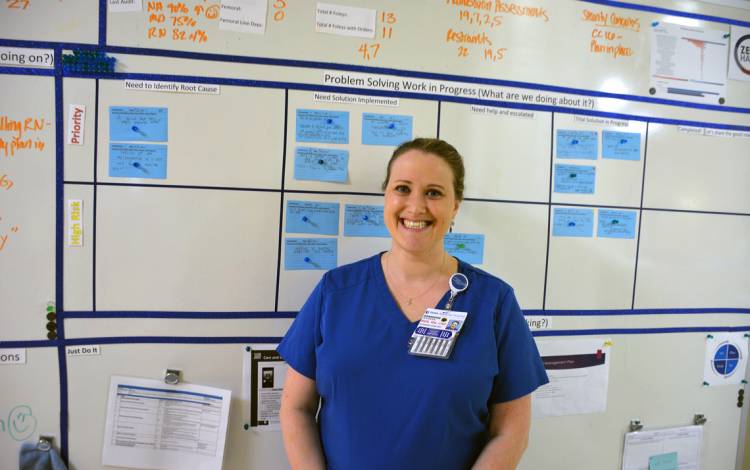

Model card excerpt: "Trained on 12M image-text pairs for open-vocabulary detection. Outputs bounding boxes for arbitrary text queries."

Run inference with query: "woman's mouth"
[401,219,432,230]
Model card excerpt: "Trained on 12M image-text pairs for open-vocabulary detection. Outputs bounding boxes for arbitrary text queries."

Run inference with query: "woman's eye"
[394,185,409,193]
[426,189,443,198]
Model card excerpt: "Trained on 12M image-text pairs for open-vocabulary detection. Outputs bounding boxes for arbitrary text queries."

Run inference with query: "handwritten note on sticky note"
[286,200,340,236]
[597,209,636,239]
[343,204,390,237]
[110,106,168,142]
[552,207,594,237]
[649,452,678,470]
[554,164,596,194]
[294,147,349,183]
[602,130,641,161]
[556,129,598,159]
[444,233,485,264]
[284,238,337,270]
[109,143,167,179]
[361,113,413,146]
[296,109,349,144]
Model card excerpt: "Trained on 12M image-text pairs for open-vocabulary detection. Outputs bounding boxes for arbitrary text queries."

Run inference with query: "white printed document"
[650,22,728,104]
[622,425,702,470]
[243,347,287,431]
[532,338,610,417]
[102,376,231,470]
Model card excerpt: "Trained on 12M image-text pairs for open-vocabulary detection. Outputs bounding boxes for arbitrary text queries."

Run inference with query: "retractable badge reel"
[408,273,469,360]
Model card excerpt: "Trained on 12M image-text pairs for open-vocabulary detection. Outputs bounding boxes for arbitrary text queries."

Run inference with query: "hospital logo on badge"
[711,341,741,378]
[735,34,750,76]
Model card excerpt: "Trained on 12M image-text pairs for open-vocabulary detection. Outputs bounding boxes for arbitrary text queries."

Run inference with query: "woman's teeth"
[403,219,428,229]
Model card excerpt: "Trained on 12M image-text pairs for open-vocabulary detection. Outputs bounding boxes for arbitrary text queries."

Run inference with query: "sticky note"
[285,200,340,236]
[648,452,678,470]
[554,164,596,194]
[296,109,349,144]
[284,238,337,270]
[602,131,641,161]
[552,208,594,237]
[294,147,349,183]
[110,106,168,142]
[361,113,413,146]
[444,233,484,264]
[343,204,390,237]
[597,209,637,239]
[556,130,598,159]
[109,143,167,179]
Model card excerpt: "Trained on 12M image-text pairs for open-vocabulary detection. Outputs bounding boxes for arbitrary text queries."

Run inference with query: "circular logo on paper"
[8,405,37,441]
[734,34,750,75]
[711,341,741,378]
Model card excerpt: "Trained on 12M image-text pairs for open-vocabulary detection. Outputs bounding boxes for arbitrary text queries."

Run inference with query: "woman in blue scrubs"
[278,138,548,470]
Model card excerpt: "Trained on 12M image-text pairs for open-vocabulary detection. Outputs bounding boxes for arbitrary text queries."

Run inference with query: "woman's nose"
[405,192,427,214]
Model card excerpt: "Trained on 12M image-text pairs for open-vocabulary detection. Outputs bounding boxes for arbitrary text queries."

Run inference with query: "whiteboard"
[1,1,750,470]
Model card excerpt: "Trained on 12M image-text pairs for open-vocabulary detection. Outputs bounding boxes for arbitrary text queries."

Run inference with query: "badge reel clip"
[408,273,469,360]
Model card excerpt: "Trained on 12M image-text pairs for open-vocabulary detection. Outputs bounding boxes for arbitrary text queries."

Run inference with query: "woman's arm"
[279,367,326,470]
[472,394,532,470]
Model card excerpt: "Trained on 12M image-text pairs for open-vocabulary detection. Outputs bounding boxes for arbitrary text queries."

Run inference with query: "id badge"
[408,308,468,360]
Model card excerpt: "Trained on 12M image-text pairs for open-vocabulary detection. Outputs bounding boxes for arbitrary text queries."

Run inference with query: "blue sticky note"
[554,164,596,194]
[556,130,598,159]
[296,109,349,144]
[602,131,641,161]
[284,238,337,270]
[649,452,678,470]
[285,200,340,236]
[110,106,168,142]
[343,204,390,237]
[361,113,413,146]
[552,208,594,237]
[109,143,167,179]
[294,147,349,183]
[597,209,637,239]
[444,233,485,264]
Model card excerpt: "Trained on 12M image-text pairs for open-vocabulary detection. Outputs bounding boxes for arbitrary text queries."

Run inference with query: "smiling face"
[383,149,460,257]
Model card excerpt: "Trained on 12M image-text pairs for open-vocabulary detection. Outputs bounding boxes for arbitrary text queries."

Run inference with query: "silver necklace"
[384,251,446,306]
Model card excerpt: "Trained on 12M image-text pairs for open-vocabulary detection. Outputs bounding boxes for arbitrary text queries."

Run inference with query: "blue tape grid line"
[93,79,100,312]
[0,66,55,76]
[63,311,298,319]
[58,307,750,319]
[580,0,750,28]
[1,35,750,117]
[3,326,750,350]
[99,0,107,47]
[534,325,750,336]
[53,46,70,465]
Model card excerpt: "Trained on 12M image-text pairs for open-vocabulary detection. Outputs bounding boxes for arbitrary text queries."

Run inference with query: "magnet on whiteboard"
[164,369,182,385]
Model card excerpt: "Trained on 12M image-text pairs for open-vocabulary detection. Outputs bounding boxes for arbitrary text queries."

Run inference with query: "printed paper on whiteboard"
[242,346,287,432]
[622,425,702,470]
[102,376,231,470]
[532,338,610,417]
[316,3,376,38]
[108,0,142,12]
[703,332,748,386]
[650,22,728,104]
[219,0,268,34]
[729,26,750,82]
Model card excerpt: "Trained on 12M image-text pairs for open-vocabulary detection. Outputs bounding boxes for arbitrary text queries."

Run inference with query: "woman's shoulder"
[319,253,381,294]
[458,259,514,296]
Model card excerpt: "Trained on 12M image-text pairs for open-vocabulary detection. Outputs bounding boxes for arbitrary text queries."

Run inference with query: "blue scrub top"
[278,253,548,470]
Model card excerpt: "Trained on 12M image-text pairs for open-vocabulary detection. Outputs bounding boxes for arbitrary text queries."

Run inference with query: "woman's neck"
[386,246,454,280]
